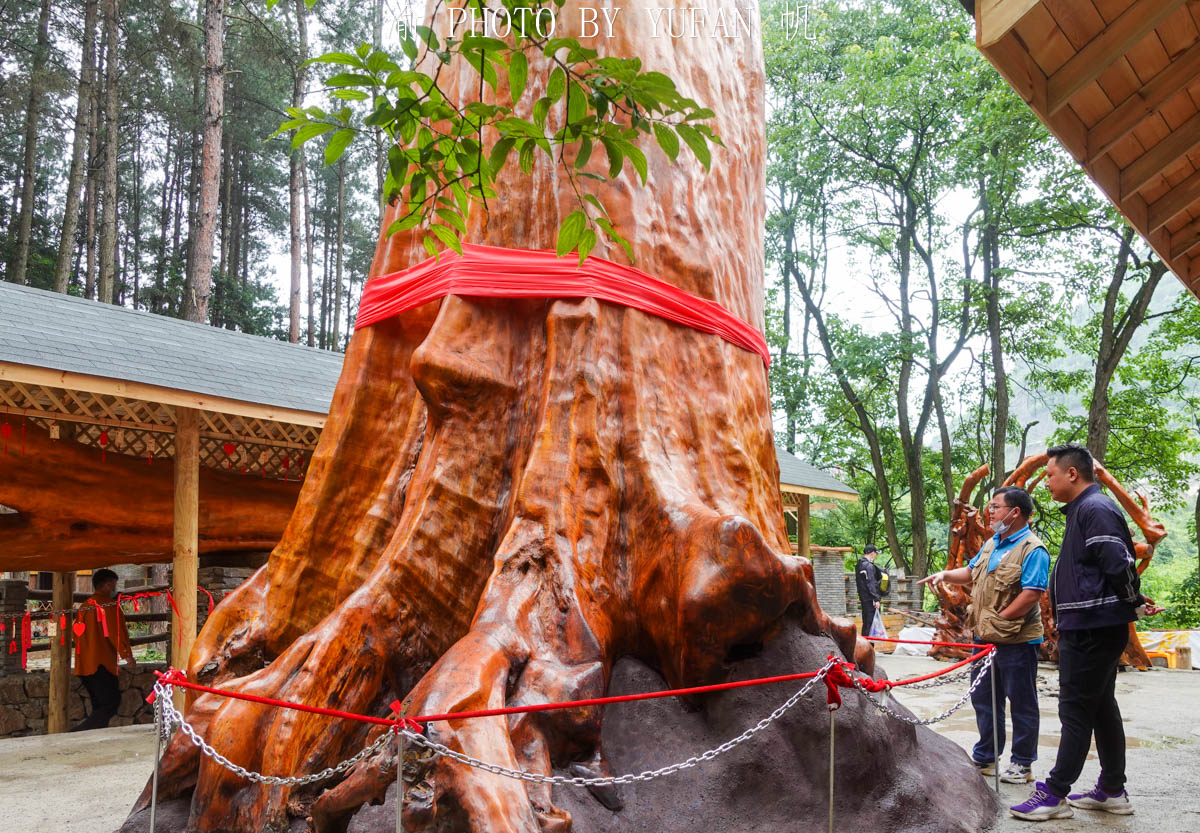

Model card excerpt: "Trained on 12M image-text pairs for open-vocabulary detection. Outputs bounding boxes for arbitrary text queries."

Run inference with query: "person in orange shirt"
[70,568,136,732]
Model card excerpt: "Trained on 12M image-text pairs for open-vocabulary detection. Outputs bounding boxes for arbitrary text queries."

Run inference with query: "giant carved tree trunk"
[129,4,995,832]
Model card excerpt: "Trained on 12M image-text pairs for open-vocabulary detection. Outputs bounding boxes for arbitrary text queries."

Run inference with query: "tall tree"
[53,0,100,294]
[287,0,308,343]
[7,0,53,285]
[183,0,225,323]
[97,0,121,303]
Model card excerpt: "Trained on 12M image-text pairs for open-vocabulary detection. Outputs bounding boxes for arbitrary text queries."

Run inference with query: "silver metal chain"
[149,652,988,790]
[397,660,838,787]
[153,681,398,787]
[897,666,975,690]
[849,651,994,725]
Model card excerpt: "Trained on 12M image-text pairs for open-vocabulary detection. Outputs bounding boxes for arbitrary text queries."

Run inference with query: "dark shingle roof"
[0,282,343,414]
[775,446,857,497]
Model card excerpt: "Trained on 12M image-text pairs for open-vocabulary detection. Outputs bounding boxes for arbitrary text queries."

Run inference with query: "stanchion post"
[989,651,1000,793]
[396,728,404,833]
[828,706,836,833]
[150,696,162,833]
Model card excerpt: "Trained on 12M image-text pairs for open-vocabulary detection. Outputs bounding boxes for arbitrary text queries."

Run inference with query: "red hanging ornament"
[59,614,67,645]
[98,430,110,462]
[222,441,236,470]
[72,620,86,637]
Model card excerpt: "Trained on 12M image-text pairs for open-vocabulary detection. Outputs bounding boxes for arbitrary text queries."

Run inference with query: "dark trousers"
[970,641,1040,766]
[71,666,120,732]
[859,598,877,636]
[1046,624,1128,797]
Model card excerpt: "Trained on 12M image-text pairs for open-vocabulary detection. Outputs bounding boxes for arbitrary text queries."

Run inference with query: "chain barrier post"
[828,703,836,833]
[150,690,162,833]
[395,728,404,833]
[989,648,1000,793]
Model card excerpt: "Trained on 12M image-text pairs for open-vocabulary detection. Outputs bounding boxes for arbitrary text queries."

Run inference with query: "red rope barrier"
[151,639,994,731]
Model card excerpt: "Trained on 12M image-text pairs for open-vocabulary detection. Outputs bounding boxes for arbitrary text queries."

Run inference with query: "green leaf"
[577,228,597,265]
[401,33,418,61]
[489,137,515,174]
[331,89,369,101]
[533,97,551,130]
[596,217,634,262]
[326,72,377,88]
[430,223,463,255]
[566,81,586,123]
[547,67,566,103]
[355,42,371,60]
[582,193,607,217]
[435,208,466,234]
[575,136,593,170]
[676,124,711,170]
[305,52,365,69]
[518,139,535,174]
[324,128,355,165]
[556,210,587,257]
[508,51,528,106]
[292,122,333,148]
[423,235,439,259]
[653,123,679,162]
[414,25,439,52]
[387,211,424,235]
[622,141,647,184]
[601,137,623,178]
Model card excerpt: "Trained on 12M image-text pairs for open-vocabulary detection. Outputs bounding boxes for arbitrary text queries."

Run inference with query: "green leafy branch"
[271,0,721,263]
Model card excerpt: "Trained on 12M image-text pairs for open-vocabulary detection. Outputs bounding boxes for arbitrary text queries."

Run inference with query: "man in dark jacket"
[855,545,884,638]
[1010,443,1161,822]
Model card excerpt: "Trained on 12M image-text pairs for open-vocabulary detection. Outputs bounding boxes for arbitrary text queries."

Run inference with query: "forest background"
[1,0,1198,626]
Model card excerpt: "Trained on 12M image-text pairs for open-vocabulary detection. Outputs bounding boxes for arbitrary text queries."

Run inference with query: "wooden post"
[797,493,811,561]
[172,406,200,710]
[48,571,75,733]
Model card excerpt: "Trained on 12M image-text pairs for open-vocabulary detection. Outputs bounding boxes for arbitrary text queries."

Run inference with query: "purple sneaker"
[1009,782,1073,821]
[1067,782,1134,815]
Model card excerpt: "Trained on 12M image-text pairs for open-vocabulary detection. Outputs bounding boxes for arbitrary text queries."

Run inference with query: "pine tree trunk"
[8,0,53,285]
[97,0,120,304]
[332,157,345,349]
[302,152,315,347]
[287,0,308,343]
[132,115,144,308]
[84,61,100,300]
[53,0,99,293]
[155,123,173,312]
[182,0,225,324]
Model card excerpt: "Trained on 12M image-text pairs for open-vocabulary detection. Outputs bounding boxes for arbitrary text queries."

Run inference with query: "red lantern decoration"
[222,441,236,470]
[98,430,110,462]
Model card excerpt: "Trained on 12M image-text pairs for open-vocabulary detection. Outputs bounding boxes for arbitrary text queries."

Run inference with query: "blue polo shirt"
[968,525,1050,644]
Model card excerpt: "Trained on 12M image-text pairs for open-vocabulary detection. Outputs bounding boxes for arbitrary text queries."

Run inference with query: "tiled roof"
[0,282,342,413]
[775,446,857,497]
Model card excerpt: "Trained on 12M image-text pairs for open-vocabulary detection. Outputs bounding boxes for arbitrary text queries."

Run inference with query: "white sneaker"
[1067,782,1134,815]
[1002,763,1034,784]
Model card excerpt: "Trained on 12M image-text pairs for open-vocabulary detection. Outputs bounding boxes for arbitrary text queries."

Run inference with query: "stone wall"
[844,572,924,612]
[0,661,165,738]
[810,552,847,616]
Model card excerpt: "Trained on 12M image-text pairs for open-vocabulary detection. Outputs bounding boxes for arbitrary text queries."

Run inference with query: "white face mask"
[989,506,1017,536]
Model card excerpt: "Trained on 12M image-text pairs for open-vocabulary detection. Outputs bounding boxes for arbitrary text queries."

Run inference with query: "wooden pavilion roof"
[975,0,1200,299]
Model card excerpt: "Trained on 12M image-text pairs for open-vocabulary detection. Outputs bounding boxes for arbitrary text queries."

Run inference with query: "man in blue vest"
[921,486,1048,785]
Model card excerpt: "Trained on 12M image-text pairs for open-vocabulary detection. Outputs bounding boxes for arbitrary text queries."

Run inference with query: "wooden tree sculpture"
[932,453,1166,667]
[127,4,997,832]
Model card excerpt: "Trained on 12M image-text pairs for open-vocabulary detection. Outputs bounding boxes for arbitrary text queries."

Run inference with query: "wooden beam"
[1147,168,1200,231]
[172,406,200,711]
[1087,39,1200,162]
[1170,216,1200,260]
[797,494,811,561]
[1119,110,1200,199]
[47,571,75,733]
[0,361,328,427]
[975,0,1041,48]
[1047,0,1187,116]
[778,484,860,502]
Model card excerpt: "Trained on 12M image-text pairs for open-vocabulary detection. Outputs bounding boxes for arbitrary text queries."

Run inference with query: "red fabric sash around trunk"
[355,243,770,368]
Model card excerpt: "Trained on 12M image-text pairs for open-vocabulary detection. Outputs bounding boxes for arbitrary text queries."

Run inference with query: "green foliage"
[280,0,720,263]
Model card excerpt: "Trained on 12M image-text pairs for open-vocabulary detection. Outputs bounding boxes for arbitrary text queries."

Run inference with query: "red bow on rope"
[146,667,190,704]
[823,655,891,711]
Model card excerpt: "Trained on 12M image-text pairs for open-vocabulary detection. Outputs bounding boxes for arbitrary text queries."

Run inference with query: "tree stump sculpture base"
[118,619,997,833]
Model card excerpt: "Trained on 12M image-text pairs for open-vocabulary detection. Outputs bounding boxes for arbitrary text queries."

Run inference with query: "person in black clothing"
[1009,443,1162,822]
[855,544,885,637]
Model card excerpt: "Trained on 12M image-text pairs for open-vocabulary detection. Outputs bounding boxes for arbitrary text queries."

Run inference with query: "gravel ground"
[0,654,1196,832]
